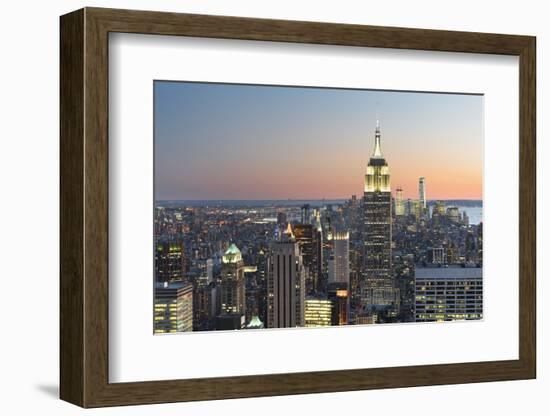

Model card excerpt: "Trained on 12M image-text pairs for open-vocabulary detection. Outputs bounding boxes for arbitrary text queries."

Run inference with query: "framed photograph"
[60,7,536,408]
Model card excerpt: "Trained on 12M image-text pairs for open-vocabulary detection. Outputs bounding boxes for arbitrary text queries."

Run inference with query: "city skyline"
[155,81,483,201]
[153,80,483,333]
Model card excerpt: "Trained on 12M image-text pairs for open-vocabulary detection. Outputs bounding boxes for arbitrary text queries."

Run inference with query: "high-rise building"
[362,121,398,309]
[304,296,333,327]
[267,224,306,328]
[395,187,405,216]
[327,283,349,325]
[432,200,447,218]
[415,267,483,322]
[301,204,311,224]
[408,199,421,220]
[192,283,215,331]
[329,231,350,285]
[154,281,193,333]
[219,244,246,316]
[419,177,426,209]
[462,210,470,226]
[277,211,287,227]
[430,247,447,264]
[154,241,187,283]
[206,258,214,284]
[293,223,316,293]
[446,206,460,223]
[313,211,324,293]
[255,247,269,326]
[405,198,413,216]
[477,222,483,266]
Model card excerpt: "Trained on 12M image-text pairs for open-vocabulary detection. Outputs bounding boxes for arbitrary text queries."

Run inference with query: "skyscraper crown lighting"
[365,122,390,193]
[372,119,383,158]
[222,243,243,264]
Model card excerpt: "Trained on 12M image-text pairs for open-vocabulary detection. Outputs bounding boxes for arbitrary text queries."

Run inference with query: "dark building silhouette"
[154,241,187,283]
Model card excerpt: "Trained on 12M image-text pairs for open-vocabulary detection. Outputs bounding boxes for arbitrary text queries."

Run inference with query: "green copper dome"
[222,243,242,264]
[246,315,264,329]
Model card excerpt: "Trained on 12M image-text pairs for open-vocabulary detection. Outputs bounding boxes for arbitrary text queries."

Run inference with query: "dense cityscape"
[154,122,483,333]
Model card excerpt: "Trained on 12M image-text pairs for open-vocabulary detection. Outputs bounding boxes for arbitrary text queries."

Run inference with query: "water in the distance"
[158,200,483,225]
[458,206,483,225]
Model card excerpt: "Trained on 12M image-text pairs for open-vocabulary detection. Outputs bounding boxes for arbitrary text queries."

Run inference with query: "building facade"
[294,223,316,294]
[313,211,324,293]
[362,122,398,309]
[419,177,426,209]
[415,267,483,322]
[154,281,193,333]
[304,297,333,327]
[328,283,350,325]
[329,231,350,285]
[219,244,246,316]
[395,187,405,216]
[154,241,187,283]
[267,224,306,328]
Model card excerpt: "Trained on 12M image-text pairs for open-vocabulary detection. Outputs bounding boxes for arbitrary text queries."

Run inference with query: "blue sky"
[154,81,483,200]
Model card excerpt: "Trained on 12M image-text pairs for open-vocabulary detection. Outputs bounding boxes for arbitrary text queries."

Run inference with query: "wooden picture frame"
[60,7,536,408]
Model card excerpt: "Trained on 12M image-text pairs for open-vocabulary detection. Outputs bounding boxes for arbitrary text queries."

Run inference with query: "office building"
[430,247,447,264]
[328,231,350,285]
[301,204,311,224]
[395,187,405,216]
[219,244,246,316]
[294,223,317,294]
[415,267,483,322]
[154,281,193,333]
[267,223,306,328]
[304,296,333,327]
[154,241,187,283]
[419,177,426,209]
[313,211,324,293]
[327,283,349,325]
[362,121,398,308]
[277,211,287,227]
[446,206,460,223]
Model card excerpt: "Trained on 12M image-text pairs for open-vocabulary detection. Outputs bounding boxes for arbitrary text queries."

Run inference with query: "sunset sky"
[154,81,483,201]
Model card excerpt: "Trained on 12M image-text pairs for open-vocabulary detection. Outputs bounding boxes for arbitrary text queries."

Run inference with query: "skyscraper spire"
[362,118,396,311]
[282,222,295,241]
[372,120,383,158]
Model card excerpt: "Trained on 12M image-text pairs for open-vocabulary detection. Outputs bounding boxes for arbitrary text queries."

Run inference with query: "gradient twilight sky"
[154,81,483,201]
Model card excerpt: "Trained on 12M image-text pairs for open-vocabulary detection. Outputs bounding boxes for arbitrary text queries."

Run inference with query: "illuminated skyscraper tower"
[294,222,315,294]
[313,210,324,293]
[395,187,405,216]
[419,177,426,209]
[329,231,350,285]
[219,244,246,316]
[362,121,398,309]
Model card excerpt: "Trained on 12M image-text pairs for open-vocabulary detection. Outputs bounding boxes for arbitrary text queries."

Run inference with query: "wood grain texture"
[518,38,536,376]
[59,7,537,408]
[59,8,84,407]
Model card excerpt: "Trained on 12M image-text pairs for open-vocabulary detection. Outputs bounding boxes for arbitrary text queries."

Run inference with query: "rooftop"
[415,267,482,279]
[222,243,243,264]
[155,281,193,290]
[246,315,264,329]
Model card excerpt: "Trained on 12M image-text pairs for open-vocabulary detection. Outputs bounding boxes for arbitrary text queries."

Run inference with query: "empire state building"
[361,121,398,310]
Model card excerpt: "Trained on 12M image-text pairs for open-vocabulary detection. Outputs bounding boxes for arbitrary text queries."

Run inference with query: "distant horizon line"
[156,198,483,202]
